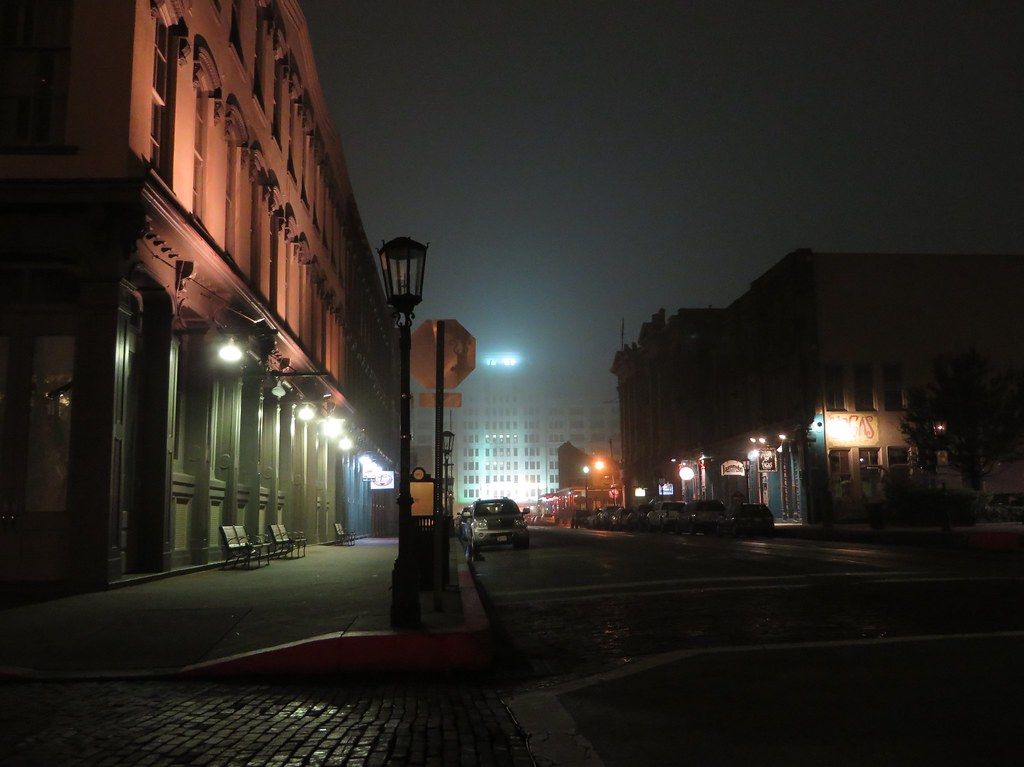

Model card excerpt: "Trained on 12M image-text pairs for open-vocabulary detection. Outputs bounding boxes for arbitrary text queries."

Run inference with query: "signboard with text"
[827,413,881,446]
[758,449,778,472]
[659,483,675,496]
[721,460,745,477]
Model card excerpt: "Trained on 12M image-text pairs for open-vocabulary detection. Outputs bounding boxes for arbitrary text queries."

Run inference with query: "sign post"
[411,320,476,612]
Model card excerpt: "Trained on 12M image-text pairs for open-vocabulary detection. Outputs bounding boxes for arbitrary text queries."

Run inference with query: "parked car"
[465,497,530,549]
[681,499,727,535]
[636,503,654,531]
[716,503,776,538]
[647,501,687,532]
[620,507,640,530]
[595,506,626,530]
[579,509,601,529]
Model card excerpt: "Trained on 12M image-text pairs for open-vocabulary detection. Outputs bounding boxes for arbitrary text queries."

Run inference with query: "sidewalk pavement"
[775,521,1024,550]
[0,538,490,679]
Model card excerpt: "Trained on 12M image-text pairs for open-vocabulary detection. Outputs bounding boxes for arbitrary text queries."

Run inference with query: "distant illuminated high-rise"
[411,351,620,508]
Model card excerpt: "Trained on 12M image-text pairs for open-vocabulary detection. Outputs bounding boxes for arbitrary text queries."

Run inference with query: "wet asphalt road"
[472,526,1024,766]
[474,526,1024,687]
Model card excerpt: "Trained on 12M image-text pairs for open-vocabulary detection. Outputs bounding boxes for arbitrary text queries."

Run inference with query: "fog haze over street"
[302,0,1024,401]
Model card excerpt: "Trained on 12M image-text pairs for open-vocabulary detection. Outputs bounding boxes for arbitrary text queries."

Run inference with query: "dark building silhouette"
[613,250,1024,523]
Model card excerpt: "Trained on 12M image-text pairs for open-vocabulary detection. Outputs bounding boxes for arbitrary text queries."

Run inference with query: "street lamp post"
[379,237,428,629]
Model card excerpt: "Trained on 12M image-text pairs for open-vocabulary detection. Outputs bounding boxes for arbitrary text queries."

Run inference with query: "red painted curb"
[177,563,491,677]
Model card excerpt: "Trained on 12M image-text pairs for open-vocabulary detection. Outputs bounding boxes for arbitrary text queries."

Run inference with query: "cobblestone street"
[0,678,533,767]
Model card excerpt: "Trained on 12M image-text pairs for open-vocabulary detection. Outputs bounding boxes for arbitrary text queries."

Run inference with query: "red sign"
[411,320,476,390]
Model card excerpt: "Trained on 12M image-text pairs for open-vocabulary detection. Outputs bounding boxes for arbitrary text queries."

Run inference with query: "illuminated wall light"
[322,417,344,438]
[338,436,354,451]
[296,403,316,421]
[218,338,244,362]
[747,449,760,460]
[679,466,695,481]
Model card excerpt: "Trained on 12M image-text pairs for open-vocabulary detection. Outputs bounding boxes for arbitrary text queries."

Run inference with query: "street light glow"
[218,338,243,362]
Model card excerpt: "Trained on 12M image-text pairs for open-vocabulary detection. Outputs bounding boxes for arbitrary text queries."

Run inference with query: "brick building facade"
[0,0,397,590]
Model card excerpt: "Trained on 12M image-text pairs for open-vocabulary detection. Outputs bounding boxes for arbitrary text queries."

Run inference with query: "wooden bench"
[268,523,306,558]
[220,525,271,569]
[334,522,357,546]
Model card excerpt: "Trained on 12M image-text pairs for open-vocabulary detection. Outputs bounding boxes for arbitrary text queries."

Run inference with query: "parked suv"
[717,503,776,538]
[466,497,530,549]
[681,500,727,535]
[647,501,687,532]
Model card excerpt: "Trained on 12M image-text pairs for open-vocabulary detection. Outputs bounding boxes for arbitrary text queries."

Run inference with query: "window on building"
[828,449,852,500]
[0,0,72,148]
[192,91,208,219]
[859,448,879,467]
[224,138,238,252]
[883,363,904,410]
[824,365,845,411]
[272,60,284,144]
[252,10,264,105]
[149,17,176,177]
[229,0,243,61]
[853,364,874,411]
[887,446,909,466]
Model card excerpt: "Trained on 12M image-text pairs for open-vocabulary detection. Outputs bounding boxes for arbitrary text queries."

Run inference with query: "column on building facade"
[176,334,214,565]
[132,279,176,573]
[259,394,281,528]
[238,375,264,535]
[66,279,127,588]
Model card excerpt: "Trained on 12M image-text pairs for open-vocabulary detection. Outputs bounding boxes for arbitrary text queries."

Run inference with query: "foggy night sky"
[300,1,1024,403]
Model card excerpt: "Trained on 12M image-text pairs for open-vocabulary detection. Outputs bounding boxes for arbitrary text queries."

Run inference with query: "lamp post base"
[390,559,422,629]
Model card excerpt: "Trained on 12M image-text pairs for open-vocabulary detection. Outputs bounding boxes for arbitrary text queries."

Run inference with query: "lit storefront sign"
[827,413,881,446]
[372,471,395,490]
[659,482,674,496]
[721,460,745,476]
[758,450,778,472]
[634,487,647,498]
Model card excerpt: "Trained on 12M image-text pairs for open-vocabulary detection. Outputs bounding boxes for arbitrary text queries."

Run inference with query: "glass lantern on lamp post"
[379,236,428,629]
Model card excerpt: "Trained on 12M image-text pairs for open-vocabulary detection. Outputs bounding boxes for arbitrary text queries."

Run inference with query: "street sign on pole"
[411,320,476,390]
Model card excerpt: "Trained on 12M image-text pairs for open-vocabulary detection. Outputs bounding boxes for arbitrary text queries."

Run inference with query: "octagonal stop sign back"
[410,320,476,390]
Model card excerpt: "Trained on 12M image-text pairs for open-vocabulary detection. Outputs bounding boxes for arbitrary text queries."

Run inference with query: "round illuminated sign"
[411,467,427,481]
[678,466,695,481]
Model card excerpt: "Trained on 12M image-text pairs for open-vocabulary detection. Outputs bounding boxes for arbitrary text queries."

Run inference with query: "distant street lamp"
[379,236,428,629]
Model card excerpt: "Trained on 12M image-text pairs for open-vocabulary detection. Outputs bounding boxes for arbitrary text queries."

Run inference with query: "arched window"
[191,36,222,222]
[247,144,269,293]
[223,96,249,258]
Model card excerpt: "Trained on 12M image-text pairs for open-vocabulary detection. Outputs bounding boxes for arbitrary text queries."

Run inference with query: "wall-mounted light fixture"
[218,337,244,362]
[296,403,316,421]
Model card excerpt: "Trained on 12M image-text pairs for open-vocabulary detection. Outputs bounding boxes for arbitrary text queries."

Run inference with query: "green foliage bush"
[884,484,980,527]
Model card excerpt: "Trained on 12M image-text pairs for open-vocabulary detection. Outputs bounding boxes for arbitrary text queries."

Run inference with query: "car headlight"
[475,519,488,530]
